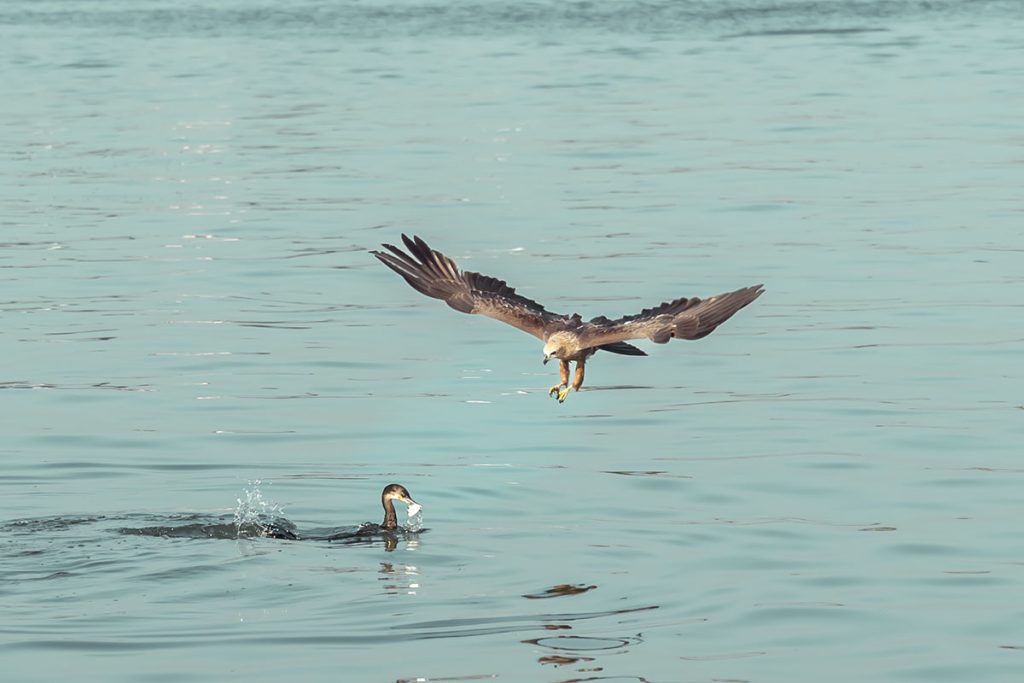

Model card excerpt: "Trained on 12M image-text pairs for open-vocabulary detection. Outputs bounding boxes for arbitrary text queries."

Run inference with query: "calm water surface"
[2,1,1023,681]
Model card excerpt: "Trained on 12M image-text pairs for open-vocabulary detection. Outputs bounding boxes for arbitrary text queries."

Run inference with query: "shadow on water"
[523,583,598,599]
[366,604,660,645]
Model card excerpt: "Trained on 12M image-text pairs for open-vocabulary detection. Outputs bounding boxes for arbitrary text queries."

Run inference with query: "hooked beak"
[543,355,549,365]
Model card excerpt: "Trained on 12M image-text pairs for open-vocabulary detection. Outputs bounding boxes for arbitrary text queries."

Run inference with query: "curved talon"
[548,383,566,399]
[555,386,571,403]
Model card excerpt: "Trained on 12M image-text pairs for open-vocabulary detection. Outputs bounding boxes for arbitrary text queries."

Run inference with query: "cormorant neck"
[381,497,398,530]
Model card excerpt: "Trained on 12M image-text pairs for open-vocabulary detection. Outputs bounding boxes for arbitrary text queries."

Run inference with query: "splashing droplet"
[406,502,424,532]
[233,480,286,537]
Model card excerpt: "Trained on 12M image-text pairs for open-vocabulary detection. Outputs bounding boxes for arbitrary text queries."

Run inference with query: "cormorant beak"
[403,496,422,517]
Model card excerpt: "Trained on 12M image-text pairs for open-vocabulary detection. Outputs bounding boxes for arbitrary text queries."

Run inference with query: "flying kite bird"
[371,235,764,402]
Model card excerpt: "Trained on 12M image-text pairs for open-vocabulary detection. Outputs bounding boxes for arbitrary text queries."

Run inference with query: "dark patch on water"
[0,1,1006,39]
[725,26,888,38]
[524,583,598,599]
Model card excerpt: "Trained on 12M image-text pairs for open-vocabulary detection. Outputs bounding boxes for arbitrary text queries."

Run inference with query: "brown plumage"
[371,234,764,402]
[380,483,418,531]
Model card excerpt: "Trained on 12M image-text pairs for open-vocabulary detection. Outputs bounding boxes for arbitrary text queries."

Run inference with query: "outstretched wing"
[371,234,559,340]
[576,285,764,348]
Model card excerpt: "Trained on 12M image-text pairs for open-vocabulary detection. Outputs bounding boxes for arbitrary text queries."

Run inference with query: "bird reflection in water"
[518,585,651,681]
[379,561,421,594]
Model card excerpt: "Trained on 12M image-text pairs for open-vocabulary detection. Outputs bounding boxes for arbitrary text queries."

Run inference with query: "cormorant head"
[382,483,417,507]
[380,483,421,531]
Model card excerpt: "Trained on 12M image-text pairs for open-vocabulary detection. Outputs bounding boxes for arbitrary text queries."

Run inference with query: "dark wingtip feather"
[599,341,648,356]
[371,235,557,330]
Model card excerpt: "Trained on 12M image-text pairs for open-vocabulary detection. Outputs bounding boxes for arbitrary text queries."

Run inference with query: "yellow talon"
[548,387,573,403]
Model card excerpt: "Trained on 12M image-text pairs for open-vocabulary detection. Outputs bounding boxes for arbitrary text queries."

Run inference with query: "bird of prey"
[371,235,763,402]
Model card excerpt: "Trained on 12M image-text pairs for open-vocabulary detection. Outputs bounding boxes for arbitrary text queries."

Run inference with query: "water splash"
[233,480,287,537]
[406,502,424,532]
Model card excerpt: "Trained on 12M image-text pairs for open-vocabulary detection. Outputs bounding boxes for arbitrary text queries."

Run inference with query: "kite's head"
[542,334,572,364]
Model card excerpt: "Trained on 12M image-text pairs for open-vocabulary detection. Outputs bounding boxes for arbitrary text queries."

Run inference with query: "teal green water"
[3,2,1023,681]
